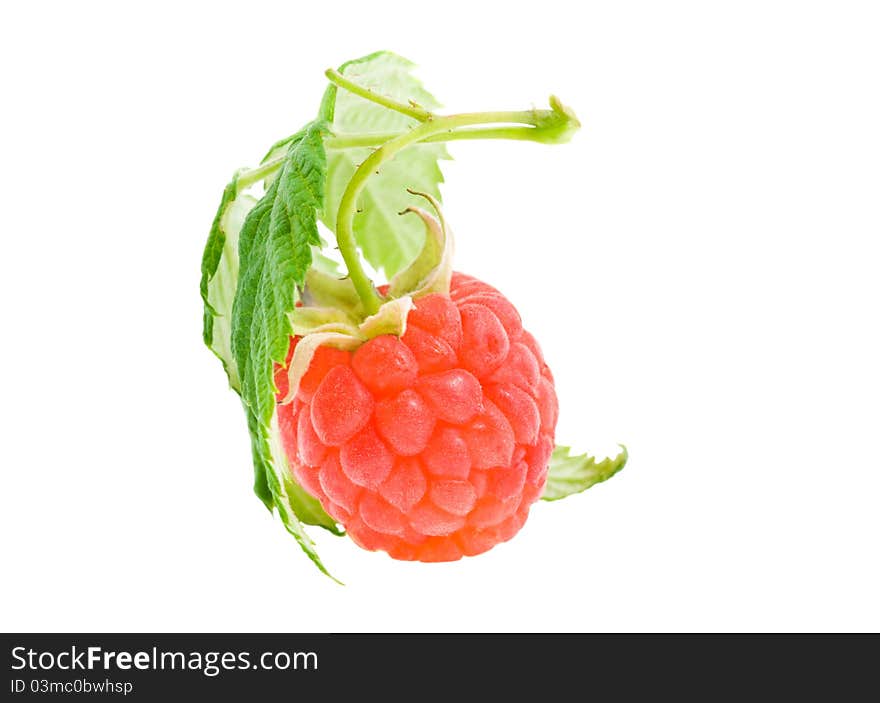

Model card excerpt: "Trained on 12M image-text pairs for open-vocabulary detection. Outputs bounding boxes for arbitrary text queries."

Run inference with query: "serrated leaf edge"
[541,444,628,501]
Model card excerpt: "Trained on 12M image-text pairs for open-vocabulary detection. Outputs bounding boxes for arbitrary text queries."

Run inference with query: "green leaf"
[542,445,628,501]
[201,173,243,390]
[202,188,256,392]
[322,51,449,277]
[230,119,343,574]
[245,407,342,582]
[232,121,327,429]
[243,401,274,512]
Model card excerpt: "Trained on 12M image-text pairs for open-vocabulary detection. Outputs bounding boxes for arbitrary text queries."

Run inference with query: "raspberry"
[276,272,558,562]
[199,64,613,577]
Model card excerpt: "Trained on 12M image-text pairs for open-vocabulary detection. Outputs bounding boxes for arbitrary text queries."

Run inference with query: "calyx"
[281,191,453,403]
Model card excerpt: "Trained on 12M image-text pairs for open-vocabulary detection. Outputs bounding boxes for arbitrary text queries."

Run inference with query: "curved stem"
[325,68,432,122]
[238,109,579,195]
[336,107,577,314]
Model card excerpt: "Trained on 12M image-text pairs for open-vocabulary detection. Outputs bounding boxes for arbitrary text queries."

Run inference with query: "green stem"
[234,93,580,316]
[238,109,580,193]
[325,124,564,149]
[335,105,580,314]
[235,126,533,189]
[236,155,285,190]
[325,68,432,122]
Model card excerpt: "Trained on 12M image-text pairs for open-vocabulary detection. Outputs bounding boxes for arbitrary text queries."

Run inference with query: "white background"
[2,1,878,632]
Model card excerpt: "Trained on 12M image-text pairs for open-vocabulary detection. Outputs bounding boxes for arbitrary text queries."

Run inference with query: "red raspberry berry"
[275,272,558,561]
